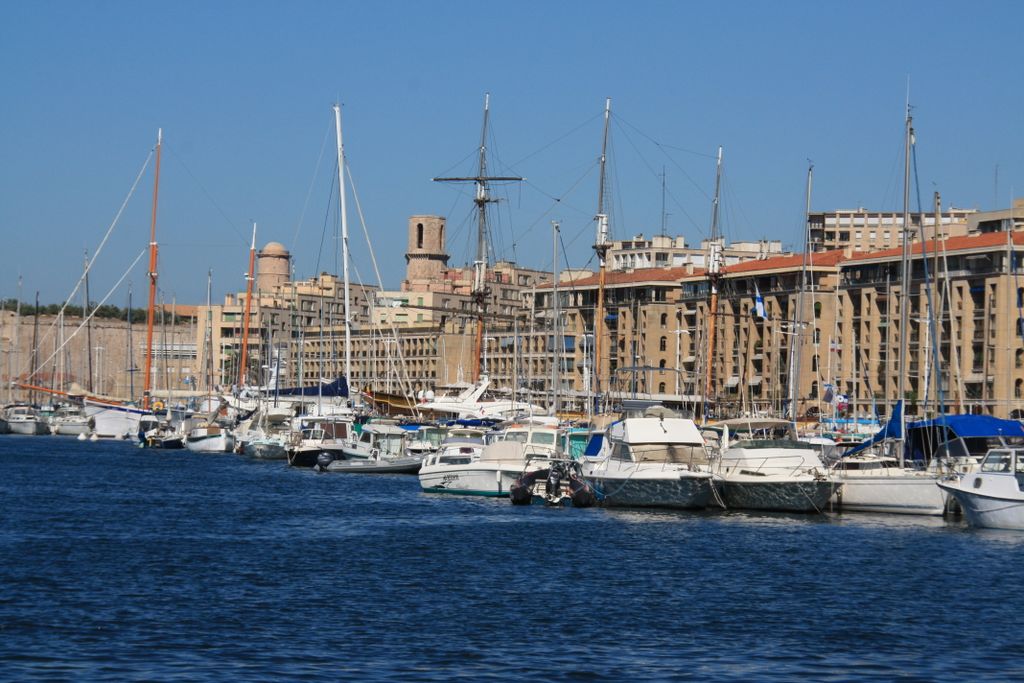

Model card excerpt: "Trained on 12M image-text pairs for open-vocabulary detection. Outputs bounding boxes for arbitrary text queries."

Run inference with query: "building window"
[658,382,666,393]
[416,223,424,249]
[660,313,668,327]
[659,336,667,352]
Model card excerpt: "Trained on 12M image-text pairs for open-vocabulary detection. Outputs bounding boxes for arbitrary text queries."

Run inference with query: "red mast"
[239,223,257,386]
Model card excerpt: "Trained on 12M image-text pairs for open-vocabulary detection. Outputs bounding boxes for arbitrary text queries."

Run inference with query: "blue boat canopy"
[274,377,348,398]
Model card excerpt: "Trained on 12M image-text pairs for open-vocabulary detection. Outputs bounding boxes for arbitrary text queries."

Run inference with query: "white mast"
[552,220,560,415]
[897,104,913,465]
[333,103,352,384]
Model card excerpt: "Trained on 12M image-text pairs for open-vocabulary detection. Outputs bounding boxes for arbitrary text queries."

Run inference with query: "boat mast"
[333,103,352,385]
[552,220,560,415]
[433,93,521,383]
[703,146,724,422]
[790,162,813,422]
[127,288,135,399]
[593,97,612,413]
[143,128,162,409]
[239,222,257,386]
[897,105,913,465]
[83,253,93,393]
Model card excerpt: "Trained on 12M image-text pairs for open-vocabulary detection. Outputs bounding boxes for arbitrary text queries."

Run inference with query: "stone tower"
[257,241,291,291]
[404,215,449,288]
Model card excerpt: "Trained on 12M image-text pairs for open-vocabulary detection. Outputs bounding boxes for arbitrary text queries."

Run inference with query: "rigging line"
[313,159,339,275]
[291,115,334,255]
[163,143,247,245]
[433,146,480,181]
[34,149,153,358]
[24,248,148,384]
[614,115,713,207]
[346,164,419,410]
[506,110,604,169]
[613,113,716,199]
[614,112,717,159]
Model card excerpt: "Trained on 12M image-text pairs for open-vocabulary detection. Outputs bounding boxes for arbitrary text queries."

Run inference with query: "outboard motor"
[316,451,335,470]
[545,465,563,499]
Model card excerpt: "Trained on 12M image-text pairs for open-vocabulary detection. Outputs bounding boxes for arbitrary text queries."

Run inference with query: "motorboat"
[5,405,49,435]
[184,423,236,453]
[404,425,448,458]
[417,375,545,420]
[419,432,548,496]
[938,448,1024,530]
[49,404,91,436]
[286,415,354,467]
[418,437,488,494]
[711,418,836,513]
[581,415,715,509]
[321,423,421,474]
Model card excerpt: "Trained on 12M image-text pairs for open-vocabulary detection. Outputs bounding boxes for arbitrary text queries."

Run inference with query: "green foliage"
[1,299,149,323]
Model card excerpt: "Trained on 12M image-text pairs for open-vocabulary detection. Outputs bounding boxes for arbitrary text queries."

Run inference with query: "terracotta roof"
[722,248,847,275]
[844,230,1024,264]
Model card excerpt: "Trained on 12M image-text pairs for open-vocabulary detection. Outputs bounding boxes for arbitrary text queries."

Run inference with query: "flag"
[822,382,835,404]
[753,283,766,319]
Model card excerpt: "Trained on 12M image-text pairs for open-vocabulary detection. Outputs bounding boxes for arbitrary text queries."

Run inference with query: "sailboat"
[828,106,950,515]
[84,130,163,439]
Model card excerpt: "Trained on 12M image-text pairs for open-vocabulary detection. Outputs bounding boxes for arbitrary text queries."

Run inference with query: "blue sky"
[3,0,1023,305]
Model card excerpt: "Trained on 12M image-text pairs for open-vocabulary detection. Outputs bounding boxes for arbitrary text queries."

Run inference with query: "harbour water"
[2,436,1023,681]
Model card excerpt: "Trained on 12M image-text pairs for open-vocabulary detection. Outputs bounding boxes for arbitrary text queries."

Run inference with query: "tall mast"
[83,253,93,393]
[143,128,162,409]
[593,97,612,410]
[552,220,561,415]
[239,222,257,386]
[334,103,352,384]
[433,93,522,382]
[703,146,724,422]
[897,105,913,464]
[790,162,814,422]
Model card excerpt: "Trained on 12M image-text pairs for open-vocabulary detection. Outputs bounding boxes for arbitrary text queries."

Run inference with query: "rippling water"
[2,435,1024,681]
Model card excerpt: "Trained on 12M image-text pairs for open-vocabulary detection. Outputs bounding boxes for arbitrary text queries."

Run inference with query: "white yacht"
[417,376,545,420]
[938,449,1024,530]
[5,405,49,435]
[582,416,714,509]
[418,437,488,494]
[711,418,836,513]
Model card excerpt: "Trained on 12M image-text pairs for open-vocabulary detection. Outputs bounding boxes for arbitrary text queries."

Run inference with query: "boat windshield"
[378,434,405,456]
[530,432,556,446]
[503,431,529,443]
[980,450,1020,473]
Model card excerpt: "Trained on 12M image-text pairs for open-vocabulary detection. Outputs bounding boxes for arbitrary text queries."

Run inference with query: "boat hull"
[185,432,235,453]
[84,400,149,439]
[587,473,714,509]
[939,482,1024,530]
[835,474,946,515]
[419,465,527,497]
[718,478,836,513]
[52,419,91,436]
[8,420,49,435]
[323,456,422,474]
[245,441,288,460]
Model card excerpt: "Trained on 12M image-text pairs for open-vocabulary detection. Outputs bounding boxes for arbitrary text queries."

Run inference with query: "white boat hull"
[835,474,946,515]
[244,440,288,460]
[419,464,530,497]
[52,419,91,436]
[324,456,422,474]
[185,431,236,453]
[8,419,49,435]
[84,400,149,439]
[939,481,1024,530]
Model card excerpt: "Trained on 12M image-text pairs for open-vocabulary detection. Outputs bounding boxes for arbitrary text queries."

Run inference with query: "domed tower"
[257,241,291,291]
[404,215,449,290]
